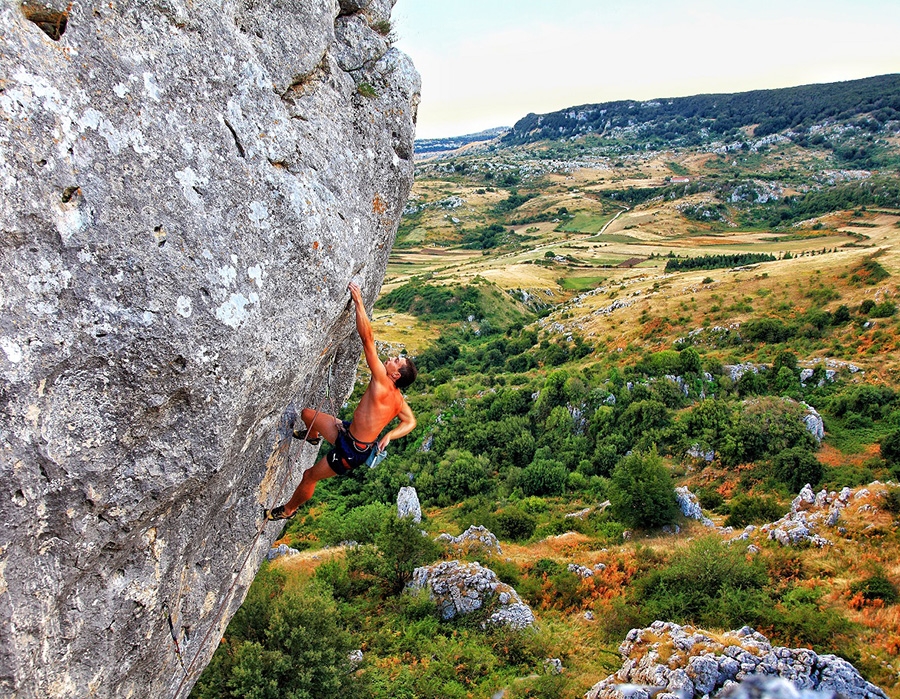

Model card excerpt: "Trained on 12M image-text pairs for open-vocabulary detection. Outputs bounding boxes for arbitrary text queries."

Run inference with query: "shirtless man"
[264,282,417,520]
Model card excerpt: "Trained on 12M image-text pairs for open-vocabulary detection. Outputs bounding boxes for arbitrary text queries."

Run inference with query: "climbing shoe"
[264,505,295,521]
[292,427,322,445]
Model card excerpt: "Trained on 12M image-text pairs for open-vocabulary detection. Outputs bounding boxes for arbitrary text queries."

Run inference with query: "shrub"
[830,384,897,421]
[519,455,568,497]
[850,574,899,604]
[721,397,816,466]
[631,537,767,626]
[771,446,824,492]
[871,301,896,318]
[421,449,492,505]
[349,510,441,595]
[724,493,785,527]
[696,487,724,511]
[608,448,678,529]
[193,575,354,699]
[494,507,537,541]
[882,487,900,514]
[880,429,900,466]
[742,317,795,343]
[318,502,391,545]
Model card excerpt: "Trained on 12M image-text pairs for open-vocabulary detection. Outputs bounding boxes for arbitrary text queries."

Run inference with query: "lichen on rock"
[408,560,535,630]
[586,621,887,699]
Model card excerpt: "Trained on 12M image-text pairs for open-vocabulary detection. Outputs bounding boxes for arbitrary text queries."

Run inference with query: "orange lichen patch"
[373,193,387,215]
[312,240,319,250]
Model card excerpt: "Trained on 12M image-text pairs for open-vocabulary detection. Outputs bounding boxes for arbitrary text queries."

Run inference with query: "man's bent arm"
[378,402,416,451]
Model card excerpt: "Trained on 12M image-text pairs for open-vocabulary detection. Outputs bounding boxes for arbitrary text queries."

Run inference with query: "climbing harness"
[169,353,338,699]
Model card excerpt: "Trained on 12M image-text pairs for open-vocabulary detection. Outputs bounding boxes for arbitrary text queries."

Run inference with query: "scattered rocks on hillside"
[267,543,300,561]
[762,482,881,546]
[585,621,887,699]
[397,486,422,523]
[568,564,595,578]
[545,658,563,674]
[723,363,765,382]
[675,487,716,527]
[687,444,716,462]
[436,525,503,558]
[799,368,837,387]
[594,299,633,316]
[408,560,535,629]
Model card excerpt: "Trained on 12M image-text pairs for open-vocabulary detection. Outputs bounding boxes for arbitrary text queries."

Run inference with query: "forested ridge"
[503,74,900,146]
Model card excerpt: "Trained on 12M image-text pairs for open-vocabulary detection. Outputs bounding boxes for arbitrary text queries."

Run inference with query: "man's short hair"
[395,356,417,389]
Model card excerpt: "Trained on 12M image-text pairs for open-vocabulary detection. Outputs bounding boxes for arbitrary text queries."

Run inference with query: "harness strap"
[344,424,378,452]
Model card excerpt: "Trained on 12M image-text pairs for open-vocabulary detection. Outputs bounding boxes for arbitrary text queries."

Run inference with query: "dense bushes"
[609,449,678,529]
[193,570,355,699]
[721,397,816,466]
[376,281,483,320]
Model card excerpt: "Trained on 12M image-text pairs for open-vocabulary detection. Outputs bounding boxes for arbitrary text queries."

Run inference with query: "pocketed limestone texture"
[0,0,418,696]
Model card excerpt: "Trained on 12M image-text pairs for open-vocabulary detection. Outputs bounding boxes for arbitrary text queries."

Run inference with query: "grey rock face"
[802,404,824,442]
[408,560,535,630]
[397,486,422,522]
[586,622,887,699]
[0,1,418,697]
[675,486,715,527]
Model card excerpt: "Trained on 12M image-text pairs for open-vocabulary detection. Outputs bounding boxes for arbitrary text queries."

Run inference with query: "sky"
[390,0,900,139]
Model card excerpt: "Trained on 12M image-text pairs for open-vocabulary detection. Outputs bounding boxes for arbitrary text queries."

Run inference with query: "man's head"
[386,355,417,389]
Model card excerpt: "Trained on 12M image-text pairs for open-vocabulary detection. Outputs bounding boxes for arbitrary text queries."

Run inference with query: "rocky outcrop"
[586,622,887,699]
[397,486,422,523]
[675,487,715,527]
[802,404,825,442]
[761,484,850,547]
[408,560,535,629]
[436,525,503,558]
[0,1,418,697]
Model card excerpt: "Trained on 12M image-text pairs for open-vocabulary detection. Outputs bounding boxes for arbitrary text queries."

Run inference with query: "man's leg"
[281,456,339,515]
[296,408,341,443]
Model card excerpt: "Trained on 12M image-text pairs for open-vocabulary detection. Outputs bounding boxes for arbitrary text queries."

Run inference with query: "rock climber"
[264,281,417,520]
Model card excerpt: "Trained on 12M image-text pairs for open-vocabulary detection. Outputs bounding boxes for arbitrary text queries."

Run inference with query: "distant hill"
[415,127,509,155]
[503,74,900,147]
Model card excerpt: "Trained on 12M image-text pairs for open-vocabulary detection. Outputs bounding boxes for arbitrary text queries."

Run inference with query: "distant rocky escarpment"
[0,0,418,697]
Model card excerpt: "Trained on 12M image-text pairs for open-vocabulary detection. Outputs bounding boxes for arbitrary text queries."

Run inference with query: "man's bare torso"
[348,380,402,442]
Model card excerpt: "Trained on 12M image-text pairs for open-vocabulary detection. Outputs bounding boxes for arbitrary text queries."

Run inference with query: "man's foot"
[263,505,296,521]
[291,427,322,445]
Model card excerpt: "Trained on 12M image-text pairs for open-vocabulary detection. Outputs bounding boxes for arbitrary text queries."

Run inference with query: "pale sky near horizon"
[391,0,900,139]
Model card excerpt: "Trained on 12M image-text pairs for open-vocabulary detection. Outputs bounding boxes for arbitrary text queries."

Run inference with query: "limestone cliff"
[0,0,418,696]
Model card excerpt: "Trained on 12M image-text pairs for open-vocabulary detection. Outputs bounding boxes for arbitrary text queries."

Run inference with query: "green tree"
[608,448,678,529]
[771,446,824,492]
[880,429,900,466]
[420,449,492,506]
[519,448,568,496]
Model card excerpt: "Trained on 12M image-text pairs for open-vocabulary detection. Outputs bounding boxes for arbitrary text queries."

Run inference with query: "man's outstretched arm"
[348,282,387,381]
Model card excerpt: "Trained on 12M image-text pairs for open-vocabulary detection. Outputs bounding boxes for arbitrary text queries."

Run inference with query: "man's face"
[385,356,405,377]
